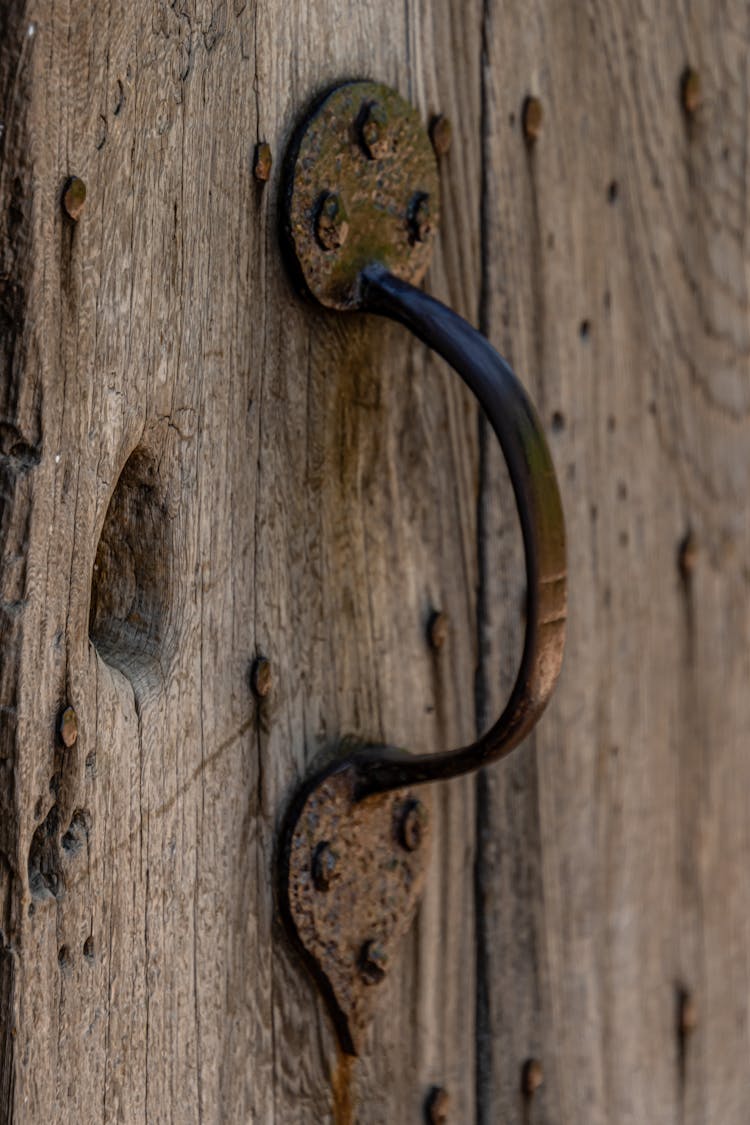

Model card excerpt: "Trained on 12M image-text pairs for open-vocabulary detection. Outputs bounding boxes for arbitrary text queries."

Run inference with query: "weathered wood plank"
[477,1,750,1122]
[5,0,748,1121]
[0,0,483,1121]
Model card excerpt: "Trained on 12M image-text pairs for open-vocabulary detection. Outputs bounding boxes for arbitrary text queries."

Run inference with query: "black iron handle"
[349,265,566,796]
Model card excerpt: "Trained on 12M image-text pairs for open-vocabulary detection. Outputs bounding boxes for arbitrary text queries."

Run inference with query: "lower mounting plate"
[278,760,431,1056]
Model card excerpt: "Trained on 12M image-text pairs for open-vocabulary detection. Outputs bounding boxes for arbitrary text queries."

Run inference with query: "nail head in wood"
[522,1057,543,1096]
[427,610,448,651]
[429,114,452,158]
[253,142,273,182]
[522,96,543,143]
[62,177,86,221]
[678,530,698,578]
[681,67,701,116]
[679,990,698,1035]
[59,706,78,748]
[251,656,273,699]
[425,1085,451,1124]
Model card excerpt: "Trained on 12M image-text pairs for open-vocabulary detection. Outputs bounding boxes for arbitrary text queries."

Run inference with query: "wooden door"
[1,2,748,1122]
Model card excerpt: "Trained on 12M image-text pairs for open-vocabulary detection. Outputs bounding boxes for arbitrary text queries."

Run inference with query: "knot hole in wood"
[89,446,173,688]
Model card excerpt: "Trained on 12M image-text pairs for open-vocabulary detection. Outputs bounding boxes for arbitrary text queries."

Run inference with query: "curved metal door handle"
[353,264,566,796]
[275,79,567,1056]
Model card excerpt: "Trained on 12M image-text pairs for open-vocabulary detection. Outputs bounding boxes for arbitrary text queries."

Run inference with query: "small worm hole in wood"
[89,447,172,685]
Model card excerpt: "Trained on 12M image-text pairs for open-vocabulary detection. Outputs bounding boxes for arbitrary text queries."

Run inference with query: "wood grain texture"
[0,0,483,1121]
[476,1,750,1123]
[3,0,749,1122]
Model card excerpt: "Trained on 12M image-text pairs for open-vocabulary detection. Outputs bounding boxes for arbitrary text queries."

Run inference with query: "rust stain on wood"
[331,1048,355,1125]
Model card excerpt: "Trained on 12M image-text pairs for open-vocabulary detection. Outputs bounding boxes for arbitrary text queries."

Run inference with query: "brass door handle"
[275,80,567,1055]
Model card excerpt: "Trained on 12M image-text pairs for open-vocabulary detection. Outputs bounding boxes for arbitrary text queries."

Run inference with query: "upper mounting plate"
[281,80,440,310]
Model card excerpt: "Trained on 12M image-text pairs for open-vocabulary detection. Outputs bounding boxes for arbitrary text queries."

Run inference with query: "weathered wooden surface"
[1,0,749,1122]
[476,2,750,1123]
[0,0,482,1121]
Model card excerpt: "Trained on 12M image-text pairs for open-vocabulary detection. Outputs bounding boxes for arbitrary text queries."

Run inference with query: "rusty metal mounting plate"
[277,761,431,1056]
[281,80,440,310]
